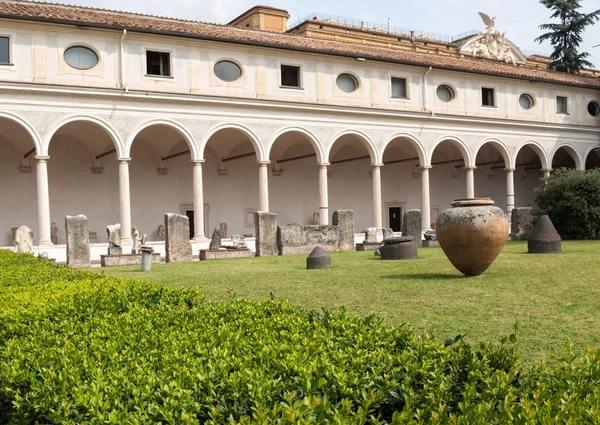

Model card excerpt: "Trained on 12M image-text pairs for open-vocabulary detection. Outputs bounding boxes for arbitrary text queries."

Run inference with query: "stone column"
[118,158,132,243]
[318,163,329,225]
[192,159,206,241]
[465,166,476,199]
[505,168,515,217]
[371,164,383,231]
[258,161,270,212]
[543,169,552,179]
[421,165,432,231]
[35,156,53,246]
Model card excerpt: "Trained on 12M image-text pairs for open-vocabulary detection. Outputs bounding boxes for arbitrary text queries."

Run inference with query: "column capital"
[463,166,477,170]
[370,163,384,168]
[117,157,132,163]
[504,168,516,172]
[258,160,271,166]
[34,155,50,161]
[191,159,206,165]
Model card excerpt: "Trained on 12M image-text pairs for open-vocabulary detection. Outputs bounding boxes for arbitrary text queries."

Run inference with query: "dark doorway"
[185,209,195,239]
[389,207,402,232]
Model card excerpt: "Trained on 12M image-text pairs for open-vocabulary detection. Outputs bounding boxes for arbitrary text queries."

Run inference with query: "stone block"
[278,225,340,255]
[380,237,418,260]
[332,210,354,251]
[422,240,440,248]
[528,215,562,254]
[402,209,422,247]
[255,212,278,256]
[14,225,34,254]
[165,213,192,263]
[306,246,331,269]
[356,242,383,251]
[65,214,90,268]
[382,228,394,240]
[510,207,534,240]
[100,253,160,267]
[199,249,254,260]
[363,227,377,243]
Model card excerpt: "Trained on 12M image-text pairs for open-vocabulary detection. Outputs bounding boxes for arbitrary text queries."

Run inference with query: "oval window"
[436,85,455,102]
[64,46,98,70]
[519,94,534,110]
[336,73,358,93]
[588,101,600,117]
[214,60,242,82]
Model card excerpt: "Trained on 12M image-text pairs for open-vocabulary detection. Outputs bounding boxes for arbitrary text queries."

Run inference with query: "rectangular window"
[280,65,300,88]
[557,96,568,114]
[481,87,495,107]
[391,77,408,99]
[0,37,9,64]
[146,51,170,76]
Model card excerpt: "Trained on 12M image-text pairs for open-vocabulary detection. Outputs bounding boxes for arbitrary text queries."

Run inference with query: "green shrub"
[1,250,600,423]
[534,168,600,239]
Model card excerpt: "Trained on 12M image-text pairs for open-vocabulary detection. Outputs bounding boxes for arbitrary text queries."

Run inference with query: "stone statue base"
[100,253,160,267]
[355,242,384,251]
[199,248,253,261]
[108,246,122,255]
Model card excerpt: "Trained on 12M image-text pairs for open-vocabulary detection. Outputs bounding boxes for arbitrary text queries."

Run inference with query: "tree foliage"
[534,168,600,239]
[536,0,600,73]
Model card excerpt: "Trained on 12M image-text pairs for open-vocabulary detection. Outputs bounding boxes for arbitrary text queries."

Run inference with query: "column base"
[120,237,133,245]
[37,240,54,248]
[193,236,210,242]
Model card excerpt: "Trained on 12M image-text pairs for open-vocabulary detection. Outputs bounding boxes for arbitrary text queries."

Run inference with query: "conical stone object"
[306,246,331,269]
[528,215,562,254]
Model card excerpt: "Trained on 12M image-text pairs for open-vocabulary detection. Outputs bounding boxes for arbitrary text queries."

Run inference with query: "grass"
[94,240,600,364]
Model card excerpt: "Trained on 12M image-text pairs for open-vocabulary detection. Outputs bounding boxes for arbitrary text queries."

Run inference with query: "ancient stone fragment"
[255,212,278,256]
[382,228,394,240]
[379,237,417,260]
[363,227,377,243]
[528,215,562,254]
[209,228,223,250]
[14,225,34,254]
[165,213,192,263]
[402,209,422,247]
[332,210,354,251]
[510,207,534,241]
[306,246,331,269]
[65,215,90,268]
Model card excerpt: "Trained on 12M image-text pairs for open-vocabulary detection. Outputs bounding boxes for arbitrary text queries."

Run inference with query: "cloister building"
[1,1,599,260]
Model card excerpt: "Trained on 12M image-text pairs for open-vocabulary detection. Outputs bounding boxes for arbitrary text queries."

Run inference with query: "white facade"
[1,15,599,258]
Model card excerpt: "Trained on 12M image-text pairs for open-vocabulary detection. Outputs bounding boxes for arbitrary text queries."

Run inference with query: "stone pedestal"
[402,209,422,247]
[199,249,254,260]
[141,245,155,271]
[380,237,417,260]
[332,210,354,251]
[510,207,534,240]
[65,215,90,268]
[255,211,278,256]
[101,252,160,267]
[307,246,331,269]
[165,213,192,263]
[528,215,562,254]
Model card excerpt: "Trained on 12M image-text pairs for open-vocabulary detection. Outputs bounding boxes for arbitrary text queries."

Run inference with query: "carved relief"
[459,13,527,66]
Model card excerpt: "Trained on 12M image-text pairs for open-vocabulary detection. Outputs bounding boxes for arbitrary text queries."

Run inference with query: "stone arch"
[430,136,472,167]
[473,138,512,168]
[550,143,583,170]
[266,126,325,164]
[44,115,124,158]
[513,141,550,170]
[0,112,43,156]
[380,133,427,166]
[125,119,199,160]
[326,130,378,164]
[584,145,600,169]
[200,123,265,161]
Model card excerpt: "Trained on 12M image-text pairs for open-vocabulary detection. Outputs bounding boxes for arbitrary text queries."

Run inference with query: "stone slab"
[199,249,254,260]
[402,209,422,247]
[356,242,384,251]
[510,207,534,241]
[255,212,278,256]
[332,210,355,251]
[101,253,160,267]
[65,214,90,268]
[278,225,340,255]
[165,213,192,263]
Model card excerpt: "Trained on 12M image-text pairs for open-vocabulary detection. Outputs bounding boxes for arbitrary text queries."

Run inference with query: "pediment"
[459,33,527,65]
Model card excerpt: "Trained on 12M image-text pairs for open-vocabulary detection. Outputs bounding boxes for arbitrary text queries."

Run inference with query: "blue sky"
[55,0,600,69]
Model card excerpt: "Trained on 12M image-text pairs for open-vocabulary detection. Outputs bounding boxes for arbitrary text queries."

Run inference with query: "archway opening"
[585,147,600,170]
[474,142,510,207]
[381,137,424,231]
[203,128,262,237]
[430,140,469,223]
[328,134,375,232]
[47,120,120,244]
[514,144,544,208]
[269,131,321,226]
[0,117,37,246]
[551,146,577,170]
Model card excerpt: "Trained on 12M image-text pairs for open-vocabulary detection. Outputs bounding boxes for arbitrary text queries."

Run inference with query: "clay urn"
[436,198,509,276]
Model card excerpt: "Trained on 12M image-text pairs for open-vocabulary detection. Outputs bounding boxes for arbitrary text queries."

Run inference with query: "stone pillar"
[421,166,432,231]
[118,158,132,243]
[192,159,206,241]
[35,156,53,246]
[465,166,476,199]
[318,163,329,225]
[255,211,278,256]
[505,168,515,217]
[543,169,552,179]
[371,164,383,231]
[258,161,270,212]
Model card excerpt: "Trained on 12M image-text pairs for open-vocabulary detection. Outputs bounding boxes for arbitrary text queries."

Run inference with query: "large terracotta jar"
[436,198,509,276]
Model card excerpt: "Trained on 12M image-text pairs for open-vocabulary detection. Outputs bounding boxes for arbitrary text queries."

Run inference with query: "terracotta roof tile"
[1,0,600,89]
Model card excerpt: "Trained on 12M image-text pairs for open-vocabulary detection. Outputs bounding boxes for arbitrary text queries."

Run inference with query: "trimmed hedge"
[534,168,600,239]
[1,251,600,424]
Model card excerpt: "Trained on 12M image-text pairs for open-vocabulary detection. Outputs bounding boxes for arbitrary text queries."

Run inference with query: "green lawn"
[95,241,600,364]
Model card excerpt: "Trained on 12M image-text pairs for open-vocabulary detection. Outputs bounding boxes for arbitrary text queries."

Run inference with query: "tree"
[535,0,600,73]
